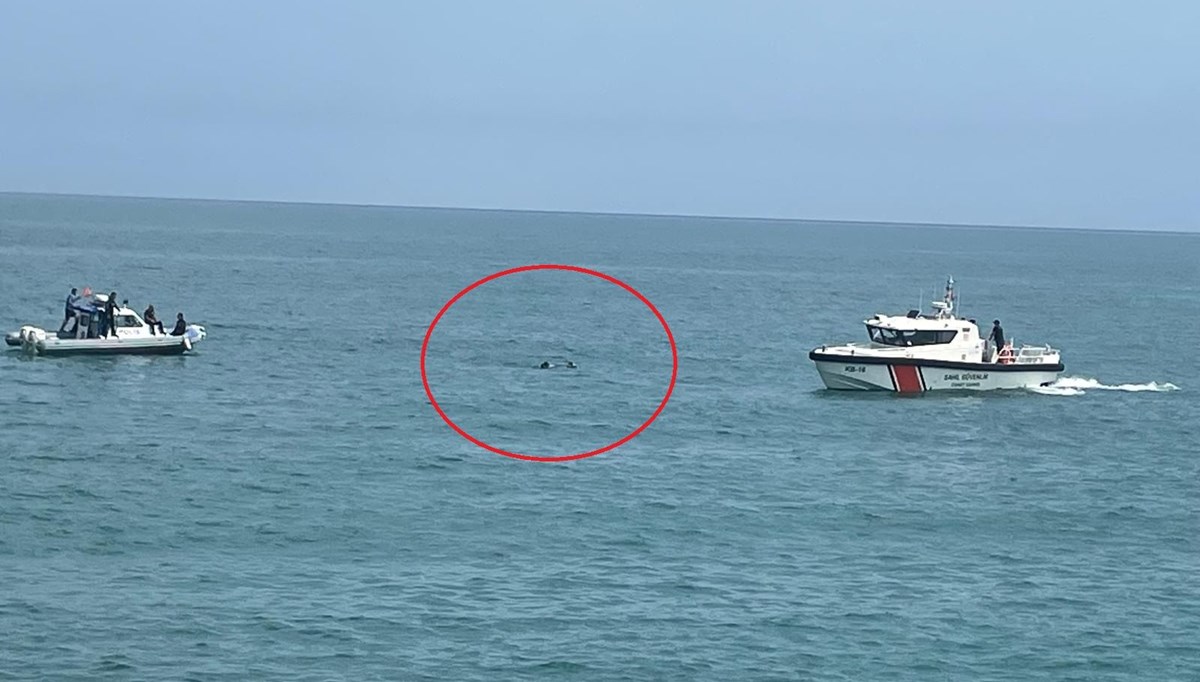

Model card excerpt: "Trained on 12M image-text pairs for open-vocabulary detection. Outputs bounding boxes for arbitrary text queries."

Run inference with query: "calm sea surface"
[1,193,1197,680]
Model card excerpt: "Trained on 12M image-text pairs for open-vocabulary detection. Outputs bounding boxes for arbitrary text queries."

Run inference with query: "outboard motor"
[182,325,206,351]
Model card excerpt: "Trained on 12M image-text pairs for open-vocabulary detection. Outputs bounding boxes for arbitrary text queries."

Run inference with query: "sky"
[1,1,1197,231]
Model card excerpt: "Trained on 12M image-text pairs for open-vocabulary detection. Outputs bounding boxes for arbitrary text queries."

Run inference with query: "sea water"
[1,193,1197,680]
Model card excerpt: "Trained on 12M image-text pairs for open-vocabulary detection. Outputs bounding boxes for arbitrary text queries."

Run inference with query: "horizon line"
[0,190,1194,236]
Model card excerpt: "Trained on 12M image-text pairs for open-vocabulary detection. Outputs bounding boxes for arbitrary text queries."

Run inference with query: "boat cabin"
[63,293,159,339]
[863,315,981,350]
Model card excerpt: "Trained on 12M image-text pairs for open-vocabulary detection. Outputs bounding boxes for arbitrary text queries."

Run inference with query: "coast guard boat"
[5,292,205,357]
[809,277,1063,392]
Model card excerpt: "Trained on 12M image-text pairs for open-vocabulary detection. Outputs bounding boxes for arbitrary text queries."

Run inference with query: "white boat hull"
[6,325,205,357]
[810,351,1062,393]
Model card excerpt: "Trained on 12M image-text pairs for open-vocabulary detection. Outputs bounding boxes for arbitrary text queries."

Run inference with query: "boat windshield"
[867,325,957,347]
[115,314,143,329]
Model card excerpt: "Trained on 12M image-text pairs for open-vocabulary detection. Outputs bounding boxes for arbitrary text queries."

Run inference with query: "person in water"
[58,288,79,333]
[539,360,577,369]
[170,312,188,336]
[103,292,120,338]
[988,320,1005,361]
[143,305,165,335]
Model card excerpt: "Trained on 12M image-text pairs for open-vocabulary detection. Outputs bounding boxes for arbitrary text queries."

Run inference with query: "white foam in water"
[1029,384,1085,396]
[1031,376,1180,396]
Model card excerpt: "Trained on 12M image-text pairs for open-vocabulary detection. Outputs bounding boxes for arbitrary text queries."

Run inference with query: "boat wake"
[1030,376,1180,396]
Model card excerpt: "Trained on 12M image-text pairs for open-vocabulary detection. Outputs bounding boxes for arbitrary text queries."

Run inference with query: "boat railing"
[996,342,1058,364]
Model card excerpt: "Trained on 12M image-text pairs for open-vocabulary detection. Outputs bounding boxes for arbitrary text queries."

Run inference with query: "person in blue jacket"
[58,288,79,333]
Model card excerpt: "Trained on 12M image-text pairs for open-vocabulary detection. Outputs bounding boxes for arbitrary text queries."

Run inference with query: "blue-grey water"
[1,193,1197,680]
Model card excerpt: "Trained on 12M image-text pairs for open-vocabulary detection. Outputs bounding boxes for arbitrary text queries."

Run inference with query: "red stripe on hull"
[891,365,923,393]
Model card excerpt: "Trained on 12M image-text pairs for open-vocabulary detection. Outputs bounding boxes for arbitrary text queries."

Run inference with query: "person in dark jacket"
[103,292,120,338]
[988,320,1005,361]
[143,305,165,335]
[170,312,188,336]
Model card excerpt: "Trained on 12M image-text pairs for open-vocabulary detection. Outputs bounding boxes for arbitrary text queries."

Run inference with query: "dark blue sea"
[1,193,1197,680]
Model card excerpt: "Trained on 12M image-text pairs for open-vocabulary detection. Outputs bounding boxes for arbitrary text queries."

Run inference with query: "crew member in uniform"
[988,320,1005,362]
[104,292,120,338]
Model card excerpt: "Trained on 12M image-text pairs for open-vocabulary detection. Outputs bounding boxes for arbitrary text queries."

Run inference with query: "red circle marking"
[420,264,678,463]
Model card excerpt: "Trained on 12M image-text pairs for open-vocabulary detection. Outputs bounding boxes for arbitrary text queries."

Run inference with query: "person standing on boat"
[988,320,1005,362]
[103,292,120,338]
[58,288,79,333]
[143,305,165,335]
[170,312,188,336]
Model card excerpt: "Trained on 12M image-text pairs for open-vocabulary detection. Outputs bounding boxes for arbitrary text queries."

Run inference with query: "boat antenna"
[932,275,955,319]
